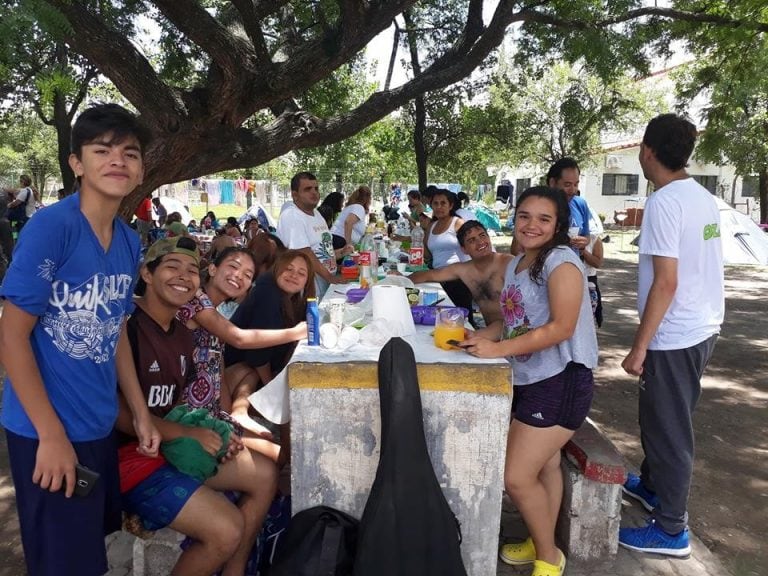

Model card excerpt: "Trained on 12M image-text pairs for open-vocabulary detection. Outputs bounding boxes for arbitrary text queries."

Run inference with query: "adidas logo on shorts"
[531,412,544,420]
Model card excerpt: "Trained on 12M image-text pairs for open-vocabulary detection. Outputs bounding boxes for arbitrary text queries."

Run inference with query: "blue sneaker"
[622,473,658,512]
[619,520,691,557]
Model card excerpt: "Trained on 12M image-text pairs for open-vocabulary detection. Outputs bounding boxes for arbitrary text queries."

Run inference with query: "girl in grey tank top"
[460,186,598,574]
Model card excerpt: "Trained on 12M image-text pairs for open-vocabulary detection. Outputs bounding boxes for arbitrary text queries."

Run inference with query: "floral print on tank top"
[499,281,532,362]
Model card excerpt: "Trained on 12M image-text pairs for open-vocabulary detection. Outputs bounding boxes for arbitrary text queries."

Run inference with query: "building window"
[602,174,639,196]
[692,175,718,194]
[741,175,758,198]
[515,178,531,193]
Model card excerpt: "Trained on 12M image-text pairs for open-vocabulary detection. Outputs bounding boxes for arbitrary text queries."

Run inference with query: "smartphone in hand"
[69,464,100,497]
[445,339,465,349]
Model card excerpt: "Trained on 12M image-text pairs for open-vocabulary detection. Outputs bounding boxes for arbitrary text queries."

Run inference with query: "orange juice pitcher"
[434,307,466,350]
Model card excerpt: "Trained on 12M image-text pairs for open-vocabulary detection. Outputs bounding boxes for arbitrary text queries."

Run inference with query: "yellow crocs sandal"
[530,549,566,576]
[499,537,535,565]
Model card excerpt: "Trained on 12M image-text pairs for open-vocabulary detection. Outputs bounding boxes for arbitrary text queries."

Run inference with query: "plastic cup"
[327,297,346,331]
[568,226,580,238]
[434,307,466,350]
[397,262,407,273]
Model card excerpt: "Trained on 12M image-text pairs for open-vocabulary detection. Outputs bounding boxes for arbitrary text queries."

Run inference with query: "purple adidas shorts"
[512,362,594,430]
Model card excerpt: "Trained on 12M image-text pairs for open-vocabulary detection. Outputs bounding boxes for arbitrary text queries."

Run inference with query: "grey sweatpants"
[638,334,718,535]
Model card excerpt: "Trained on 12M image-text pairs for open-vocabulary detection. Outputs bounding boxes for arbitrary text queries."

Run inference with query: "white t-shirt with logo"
[638,178,724,350]
[277,204,337,296]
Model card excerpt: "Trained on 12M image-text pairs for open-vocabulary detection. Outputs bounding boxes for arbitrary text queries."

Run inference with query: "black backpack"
[269,505,358,576]
[353,337,467,576]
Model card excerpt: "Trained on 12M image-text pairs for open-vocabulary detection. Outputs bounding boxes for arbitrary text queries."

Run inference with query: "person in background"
[134,196,153,246]
[0,190,13,277]
[164,211,189,237]
[581,234,604,327]
[247,232,286,279]
[405,189,426,227]
[5,174,38,233]
[243,218,262,242]
[225,217,244,241]
[119,237,278,576]
[187,219,199,233]
[456,191,477,222]
[206,229,237,265]
[405,220,511,327]
[619,114,724,557]
[462,186,598,576]
[151,196,167,228]
[0,103,160,576]
[317,191,345,229]
[330,185,371,251]
[545,158,591,252]
[424,188,474,323]
[276,171,340,296]
[203,210,220,231]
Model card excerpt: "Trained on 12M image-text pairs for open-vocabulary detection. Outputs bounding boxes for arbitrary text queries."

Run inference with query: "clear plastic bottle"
[359,225,377,288]
[409,224,424,266]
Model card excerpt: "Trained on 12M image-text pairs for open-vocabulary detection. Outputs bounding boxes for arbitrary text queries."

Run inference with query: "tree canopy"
[17,0,727,213]
[672,0,768,222]
[6,0,766,216]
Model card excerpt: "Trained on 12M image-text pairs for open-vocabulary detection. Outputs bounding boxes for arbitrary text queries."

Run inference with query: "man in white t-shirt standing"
[619,114,724,557]
[277,171,340,296]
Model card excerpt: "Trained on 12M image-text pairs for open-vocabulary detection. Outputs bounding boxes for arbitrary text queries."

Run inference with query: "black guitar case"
[353,337,467,576]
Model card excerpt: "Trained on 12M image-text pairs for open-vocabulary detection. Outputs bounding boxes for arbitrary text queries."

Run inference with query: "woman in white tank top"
[425,190,468,268]
[423,189,476,325]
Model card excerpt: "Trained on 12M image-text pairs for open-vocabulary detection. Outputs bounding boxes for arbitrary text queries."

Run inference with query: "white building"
[493,63,763,224]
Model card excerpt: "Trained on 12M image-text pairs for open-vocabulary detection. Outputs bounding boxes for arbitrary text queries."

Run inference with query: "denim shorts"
[512,362,594,430]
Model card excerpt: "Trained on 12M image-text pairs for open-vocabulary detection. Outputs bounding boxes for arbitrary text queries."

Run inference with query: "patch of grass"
[189,203,246,222]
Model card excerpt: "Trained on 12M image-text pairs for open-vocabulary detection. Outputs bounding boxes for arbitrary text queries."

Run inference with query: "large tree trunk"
[413,96,428,192]
[759,167,767,224]
[52,90,75,194]
[403,10,428,192]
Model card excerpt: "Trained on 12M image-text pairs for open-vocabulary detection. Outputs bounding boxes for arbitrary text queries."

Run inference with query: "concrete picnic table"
[286,285,513,576]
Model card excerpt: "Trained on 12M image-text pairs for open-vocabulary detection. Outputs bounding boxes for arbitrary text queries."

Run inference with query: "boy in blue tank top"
[0,103,161,576]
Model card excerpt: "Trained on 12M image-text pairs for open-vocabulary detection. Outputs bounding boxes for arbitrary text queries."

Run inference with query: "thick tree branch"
[68,67,98,122]
[254,1,417,106]
[230,0,276,64]
[161,1,523,181]
[43,0,186,128]
[152,0,258,75]
[525,6,768,32]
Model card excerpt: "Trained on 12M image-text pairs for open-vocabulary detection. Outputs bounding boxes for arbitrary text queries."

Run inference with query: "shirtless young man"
[407,221,512,326]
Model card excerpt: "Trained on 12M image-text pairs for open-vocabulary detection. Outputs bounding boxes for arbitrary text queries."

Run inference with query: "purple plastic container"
[410,305,469,326]
[345,288,369,304]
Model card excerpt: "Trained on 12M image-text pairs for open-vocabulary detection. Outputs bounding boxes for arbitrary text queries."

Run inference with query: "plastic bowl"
[345,288,369,304]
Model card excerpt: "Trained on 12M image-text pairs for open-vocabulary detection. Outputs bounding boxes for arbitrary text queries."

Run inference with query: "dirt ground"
[0,229,766,576]
[589,231,768,576]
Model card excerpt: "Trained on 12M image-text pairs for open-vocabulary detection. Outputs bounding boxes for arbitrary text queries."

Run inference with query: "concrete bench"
[118,516,183,576]
[556,417,626,562]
